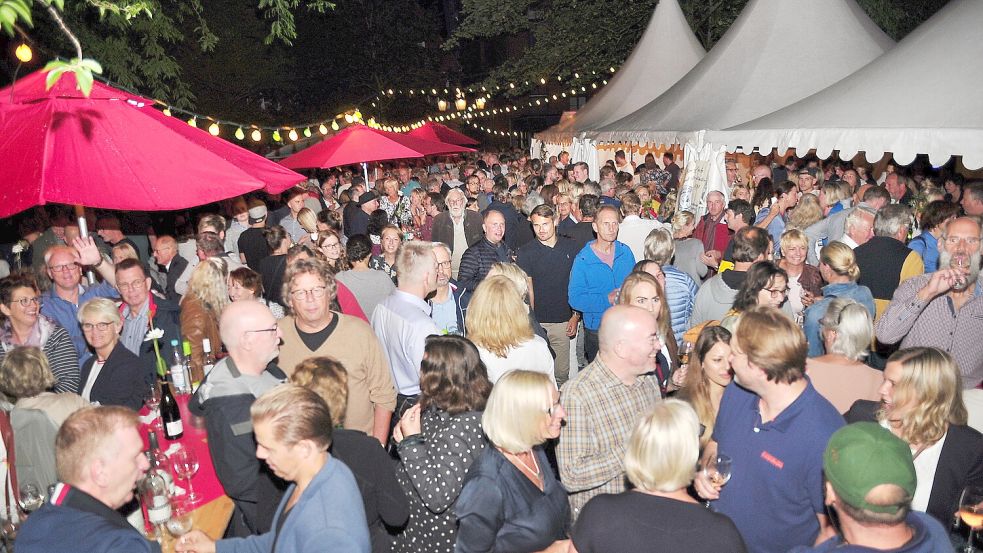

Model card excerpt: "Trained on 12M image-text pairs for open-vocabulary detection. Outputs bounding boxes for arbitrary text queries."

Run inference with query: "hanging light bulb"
[188,117,197,127]
[438,99,448,112]
[272,130,282,142]
[235,127,245,140]
[540,78,546,85]
[343,114,353,124]
[353,110,362,121]
[475,97,486,110]
[509,83,515,89]
[319,124,329,134]
[251,129,262,142]
[15,43,33,63]
[455,98,467,111]
[288,129,299,141]
[303,127,312,138]
[609,67,616,73]
[162,108,172,117]
[208,122,220,136]
[331,120,340,131]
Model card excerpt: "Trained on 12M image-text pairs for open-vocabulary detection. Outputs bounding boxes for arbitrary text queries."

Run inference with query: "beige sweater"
[278,314,397,435]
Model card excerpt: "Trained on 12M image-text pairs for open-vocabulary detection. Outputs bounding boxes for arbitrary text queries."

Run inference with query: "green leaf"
[6,0,32,27]
[79,58,103,73]
[74,68,95,96]
[44,65,71,90]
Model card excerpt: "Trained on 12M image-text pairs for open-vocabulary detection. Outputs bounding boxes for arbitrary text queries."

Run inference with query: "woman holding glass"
[77,297,153,410]
[180,257,228,383]
[776,229,822,322]
[0,272,79,393]
[176,384,371,552]
[571,400,747,552]
[845,347,983,527]
[454,370,569,553]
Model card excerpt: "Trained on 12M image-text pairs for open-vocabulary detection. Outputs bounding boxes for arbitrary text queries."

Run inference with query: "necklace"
[501,448,543,485]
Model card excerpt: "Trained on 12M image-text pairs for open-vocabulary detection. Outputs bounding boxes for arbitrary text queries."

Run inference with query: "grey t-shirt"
[335,269,397,318]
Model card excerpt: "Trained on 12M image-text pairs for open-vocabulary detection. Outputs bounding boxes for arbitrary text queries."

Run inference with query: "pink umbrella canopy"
[280,123,475,169]
[0,70,305,218]
[407,121,480,146]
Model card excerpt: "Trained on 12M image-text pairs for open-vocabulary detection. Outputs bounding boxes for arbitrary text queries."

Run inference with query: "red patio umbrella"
[279,123,474,170]
[407,121,479,146]
[0,70,305,218]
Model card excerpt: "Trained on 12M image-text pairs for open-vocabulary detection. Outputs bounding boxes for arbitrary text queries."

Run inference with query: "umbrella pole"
[74,204,97,285]
[362,162,369,185]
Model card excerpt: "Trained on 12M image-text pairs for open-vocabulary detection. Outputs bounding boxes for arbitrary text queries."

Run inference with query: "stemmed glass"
[165,500,193,540]
[145,381,163,432]
[959,485,983,553]
[702,454,733,508]
[17,483,45,515]
[171,446,201,505]
[952,256,971,292]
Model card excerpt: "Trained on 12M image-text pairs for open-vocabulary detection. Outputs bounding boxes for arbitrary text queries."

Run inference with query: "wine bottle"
[160,375,184,440]
[169,339,188,395]
[201,338,215,382]
[181,340,194,394]
[139,463,171,531]
[146,430,174,491]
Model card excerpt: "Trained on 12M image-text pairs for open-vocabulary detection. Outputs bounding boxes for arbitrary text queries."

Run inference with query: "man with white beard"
[431,188,483,279]
[876,217,983,388]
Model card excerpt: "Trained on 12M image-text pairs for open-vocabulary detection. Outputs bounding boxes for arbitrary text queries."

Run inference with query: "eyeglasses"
[436,261,451,269]
[764,287,789,298]
[81,322,115,332]
[117,279,146,291]
[9,297,40,308]
[246,324,278,334]
[944,236,981,247]
[48,263,80,273]
[322,242,341,250]
[290,286,327,300]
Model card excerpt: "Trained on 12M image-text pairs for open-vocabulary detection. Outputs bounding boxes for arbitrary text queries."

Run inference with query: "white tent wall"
[709,0,983,170]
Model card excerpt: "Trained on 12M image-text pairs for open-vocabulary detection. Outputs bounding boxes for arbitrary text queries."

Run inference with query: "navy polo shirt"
[516,236,579,323]
[712,379,844,553]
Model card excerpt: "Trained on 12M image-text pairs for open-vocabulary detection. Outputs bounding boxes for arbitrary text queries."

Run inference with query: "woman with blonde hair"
[786,192,823,231]
[679,325,733,450]
[571,400,746,552]
[805,298,881,413]
[465,275,554,386]
[802,242,875,357]
[670,211,707,282]
[777,229,822,320]
[291,357,409,553]
[819,182,850,216]
[180,257,228,383]
[296,207,318,243]
[77,297,153,410]
[455,370,569,553]
[845,348,983,526]
[617,271,679,396]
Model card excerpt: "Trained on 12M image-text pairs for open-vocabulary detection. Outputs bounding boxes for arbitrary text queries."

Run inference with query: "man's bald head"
[599,305,653,353]
[220,301,276,359]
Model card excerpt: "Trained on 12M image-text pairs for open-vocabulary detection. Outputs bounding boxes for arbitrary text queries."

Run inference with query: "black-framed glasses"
[48,263,80,273]
[290,287,327,301]
[246,324,278,334]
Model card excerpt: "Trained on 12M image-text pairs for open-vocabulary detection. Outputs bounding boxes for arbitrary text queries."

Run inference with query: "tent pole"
[362,162,369,185]
[74,204,97,285]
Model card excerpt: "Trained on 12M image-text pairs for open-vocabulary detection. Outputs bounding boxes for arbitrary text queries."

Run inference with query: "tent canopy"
[591,0,894,146]
[709,0,983,169]
[533,0,704,145]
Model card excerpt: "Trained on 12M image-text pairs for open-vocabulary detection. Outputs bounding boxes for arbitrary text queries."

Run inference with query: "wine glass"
[145,381,163,431]
[17,483,44,514]
[165,500,193,539]
[952,256,971,291]
[702,454,733,508]
[171,446,201,505]
[959,485,983,553]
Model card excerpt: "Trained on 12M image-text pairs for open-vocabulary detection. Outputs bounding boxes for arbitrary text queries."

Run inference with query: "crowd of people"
[1,147,982,553]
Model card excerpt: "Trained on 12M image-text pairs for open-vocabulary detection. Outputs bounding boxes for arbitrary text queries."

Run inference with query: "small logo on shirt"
[761,451,784,469]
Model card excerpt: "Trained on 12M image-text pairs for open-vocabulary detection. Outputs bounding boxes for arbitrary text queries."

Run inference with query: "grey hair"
[643,228,675,265]
[844,204,878,233]
[582,181,602,197]
[820,298,872,360]
[522,192,545,216]
[873,204,913,238]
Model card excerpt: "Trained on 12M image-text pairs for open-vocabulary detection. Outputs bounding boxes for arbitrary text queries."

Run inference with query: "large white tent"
[708,0,983,170]
[533,0,705,146]
[589,0,894,146]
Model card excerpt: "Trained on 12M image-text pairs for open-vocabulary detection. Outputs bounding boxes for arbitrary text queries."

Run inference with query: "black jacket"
[163,256,189,303]
[132,295,182,371]
[845,400,983,525]
[80,342,154,411]
[430,210,483,254]
[457,238,514,294]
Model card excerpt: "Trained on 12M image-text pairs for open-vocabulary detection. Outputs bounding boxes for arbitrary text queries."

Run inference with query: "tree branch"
[45,2,83,60]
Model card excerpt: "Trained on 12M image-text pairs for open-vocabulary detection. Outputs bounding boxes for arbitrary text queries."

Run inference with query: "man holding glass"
[17,406,158,553]
[695,306,843,553]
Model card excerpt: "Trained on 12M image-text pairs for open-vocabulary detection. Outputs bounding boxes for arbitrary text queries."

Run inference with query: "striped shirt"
[557,356,661,522]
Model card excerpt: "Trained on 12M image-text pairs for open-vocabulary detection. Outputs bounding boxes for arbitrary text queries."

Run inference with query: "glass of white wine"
[702,453,733,508]
[959,485,983,553]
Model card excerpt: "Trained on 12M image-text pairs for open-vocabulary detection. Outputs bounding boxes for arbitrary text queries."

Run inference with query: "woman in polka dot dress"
[391,335,493,553]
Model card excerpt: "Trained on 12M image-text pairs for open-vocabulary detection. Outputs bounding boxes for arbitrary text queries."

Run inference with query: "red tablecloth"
[139,394,224,505]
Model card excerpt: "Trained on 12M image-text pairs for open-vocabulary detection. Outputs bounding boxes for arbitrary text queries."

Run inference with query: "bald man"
[190,301,287,536]
[150,235,188,301]
[557,305,663,522]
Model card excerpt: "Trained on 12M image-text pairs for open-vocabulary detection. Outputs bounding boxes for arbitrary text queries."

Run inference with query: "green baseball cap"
[823,422,916,514]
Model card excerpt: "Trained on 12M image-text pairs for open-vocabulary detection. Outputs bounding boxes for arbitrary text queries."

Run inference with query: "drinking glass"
[165,501,193,539]
[171,447,201,505]
[702,454,733,508]
[145,381,163,431]
[959,485,983,553]
[17,483,44,514]
[0,516,18,551]
[952,256,971,291]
